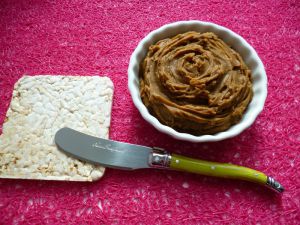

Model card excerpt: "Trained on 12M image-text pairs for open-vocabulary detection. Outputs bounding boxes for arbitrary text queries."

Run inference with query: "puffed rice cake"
[0,75,114,181]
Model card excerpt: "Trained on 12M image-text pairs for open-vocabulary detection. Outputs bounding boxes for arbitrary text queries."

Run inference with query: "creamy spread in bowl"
[140,31,253,135]
[128,21,267,142]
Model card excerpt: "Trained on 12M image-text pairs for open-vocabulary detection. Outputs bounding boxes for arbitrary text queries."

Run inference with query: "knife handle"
[169,154,284,193]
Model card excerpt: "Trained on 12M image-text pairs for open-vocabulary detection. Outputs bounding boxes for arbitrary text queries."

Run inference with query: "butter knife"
[55,127,284,193]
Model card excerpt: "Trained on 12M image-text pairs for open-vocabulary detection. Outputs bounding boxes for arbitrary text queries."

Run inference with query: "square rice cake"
[0,75,114,181]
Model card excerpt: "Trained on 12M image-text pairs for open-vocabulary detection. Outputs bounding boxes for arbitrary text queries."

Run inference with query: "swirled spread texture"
[140,31,253,135]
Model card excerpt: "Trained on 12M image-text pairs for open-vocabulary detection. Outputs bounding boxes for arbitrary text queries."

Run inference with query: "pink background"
[0,0,299,224]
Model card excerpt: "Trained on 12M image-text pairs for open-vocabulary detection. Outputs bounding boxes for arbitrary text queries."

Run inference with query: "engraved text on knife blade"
[92,142,123,153]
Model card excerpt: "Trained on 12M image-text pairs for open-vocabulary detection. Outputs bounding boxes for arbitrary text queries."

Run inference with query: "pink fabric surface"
[0,0,299,224]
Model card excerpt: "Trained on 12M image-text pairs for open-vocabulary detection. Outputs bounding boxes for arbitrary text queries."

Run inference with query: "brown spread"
[139,31,253,135]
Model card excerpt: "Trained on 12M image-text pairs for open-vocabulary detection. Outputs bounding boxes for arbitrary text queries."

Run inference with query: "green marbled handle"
[170,154,268,185]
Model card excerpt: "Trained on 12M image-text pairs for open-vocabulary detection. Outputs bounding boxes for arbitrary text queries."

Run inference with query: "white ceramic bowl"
[128,21,267,142]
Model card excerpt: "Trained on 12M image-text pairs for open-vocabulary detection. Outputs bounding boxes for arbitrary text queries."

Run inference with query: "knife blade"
[55,127,284,193]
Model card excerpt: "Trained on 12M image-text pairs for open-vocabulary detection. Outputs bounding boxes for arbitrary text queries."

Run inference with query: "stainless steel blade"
[55,127,152,170]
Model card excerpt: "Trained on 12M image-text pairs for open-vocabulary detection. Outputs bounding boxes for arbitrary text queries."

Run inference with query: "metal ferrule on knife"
[149,147,172,168]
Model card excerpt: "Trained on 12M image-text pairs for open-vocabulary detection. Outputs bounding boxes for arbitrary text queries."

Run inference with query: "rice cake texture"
[0,75,114,181]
